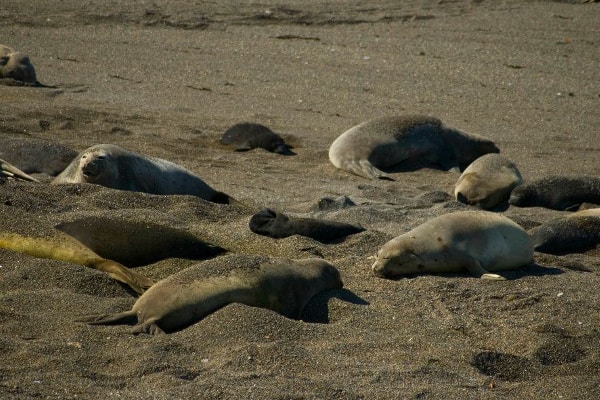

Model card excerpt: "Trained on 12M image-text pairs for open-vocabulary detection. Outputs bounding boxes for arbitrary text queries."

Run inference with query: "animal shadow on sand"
[302,288,369,324]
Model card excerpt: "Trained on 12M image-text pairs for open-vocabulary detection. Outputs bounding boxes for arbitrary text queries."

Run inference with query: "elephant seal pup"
[0,231,153,294]
[372,211,533,280]
[79,256,343,334]
[220,122,295,155]
[530,208,600,255]
[52,144,235,204]
[328,115,499,180]
[0,137,77,176]
[454,154,523,210]
[249,208,365,243]
[0,45,40,86]
[509,176,600,211]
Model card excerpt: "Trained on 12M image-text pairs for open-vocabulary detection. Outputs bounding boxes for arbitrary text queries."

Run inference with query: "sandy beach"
[1,1,599,398]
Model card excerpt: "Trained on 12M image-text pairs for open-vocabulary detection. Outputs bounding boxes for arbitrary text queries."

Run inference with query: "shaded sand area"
[1,1,599,398]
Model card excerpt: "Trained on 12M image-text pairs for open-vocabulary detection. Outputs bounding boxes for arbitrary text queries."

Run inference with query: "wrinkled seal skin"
[52,144,235,204]
[530,208,600,255]
[509,176,600,211]
[220,122,295,155]
[79,257,343,334]
[454,153,523,210]
[372,211,533,280]
[0,44,40,86]
[328,115,499,180]
[249,208,365,243]
[0,137,78,176]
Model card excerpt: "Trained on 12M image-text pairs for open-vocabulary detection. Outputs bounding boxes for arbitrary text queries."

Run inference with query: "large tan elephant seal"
[52,144,236,204]
[454,153,523,210]
[79,256,343,334]
[372,211,533,280]
[328,115,499,180]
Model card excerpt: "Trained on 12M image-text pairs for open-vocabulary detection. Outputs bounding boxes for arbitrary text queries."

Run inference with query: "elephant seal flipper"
[0,158,40,182]
[464,258,506,281]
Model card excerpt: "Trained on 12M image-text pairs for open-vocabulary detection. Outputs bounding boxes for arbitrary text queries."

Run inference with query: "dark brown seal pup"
[530,208,600,255]
[220,122,294,155]
[79,256,343,334]
[249,208,365,243]
[328,115,499,180]
[509,176,600,211]
[52,144,235,204]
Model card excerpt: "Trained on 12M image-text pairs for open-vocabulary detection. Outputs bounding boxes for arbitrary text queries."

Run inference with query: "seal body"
[328,115,499,180]
[509,176,600,211]
[372,211,533,280]
[220,122,294,155]
[80,257,343,334]
[249,208,365,243]
[530,208,600,255]
[0,45,38,85]
[454,154,522,210]
[52,144,233,204]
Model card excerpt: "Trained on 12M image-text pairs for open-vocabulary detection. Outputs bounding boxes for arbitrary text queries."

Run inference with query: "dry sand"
[1,0,600,398]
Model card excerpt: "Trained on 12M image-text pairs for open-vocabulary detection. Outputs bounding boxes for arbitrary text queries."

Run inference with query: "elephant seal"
[0,45,40,86]
[55,216,226,267]
[454,154,523,210]
[328,115,499,180]
[372,211,533,280]
[220,122,295,155]
[79,256,343,334]
[52,144,235,204]
[249,208,365,243]
[0,137,77,176]
[0,231,154,294]
[530,208,600,255]
[508,176,600,211]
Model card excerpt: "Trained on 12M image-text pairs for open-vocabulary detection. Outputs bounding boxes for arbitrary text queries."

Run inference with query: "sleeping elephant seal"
[454,153,522,210]
[220,122,295,155]
[372,211,533,280]
[0,137,78,176]
[508,176,600,211]
[52,144,236,204]
[328,115,499,180]
[79,256,343,334]
[249,208,365,243]
[530,208,600,255]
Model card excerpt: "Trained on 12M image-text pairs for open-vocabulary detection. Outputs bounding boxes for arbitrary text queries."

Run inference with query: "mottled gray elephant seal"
[52,144,236,204]
[0,44,41,86]
[79,257,343,334]
[56,215,226,267]
[220,122,295,155]
[372,211,533,280]
[328,115,499,180]
[509,176,600,211]
[454,154,523,210]
[530,208,600,255]
[0,137,77,176]
[249,208,365,243]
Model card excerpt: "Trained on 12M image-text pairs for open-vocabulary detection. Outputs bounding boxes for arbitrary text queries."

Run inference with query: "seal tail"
[77,310,138,326]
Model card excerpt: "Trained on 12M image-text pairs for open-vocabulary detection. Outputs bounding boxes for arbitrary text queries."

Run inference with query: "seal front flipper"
[464,258,506,280]
[344,160,393,180]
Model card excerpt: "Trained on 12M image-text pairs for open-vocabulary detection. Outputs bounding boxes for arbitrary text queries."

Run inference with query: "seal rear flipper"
[131,319,165,335]
[344,160,393,180]
[77,310,137,326]
[464,259,506,280]
[0,158,40,182]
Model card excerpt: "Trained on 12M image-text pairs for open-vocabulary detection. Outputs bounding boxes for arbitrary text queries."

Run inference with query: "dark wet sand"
[1,1,599,398]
